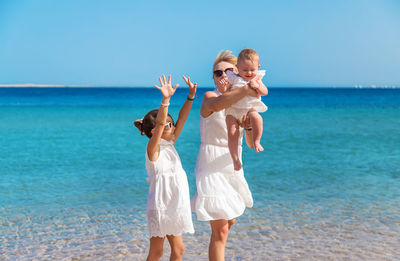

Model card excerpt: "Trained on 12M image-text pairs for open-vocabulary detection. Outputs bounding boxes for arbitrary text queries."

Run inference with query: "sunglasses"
[213,68,234,77]
[164,122,173,128]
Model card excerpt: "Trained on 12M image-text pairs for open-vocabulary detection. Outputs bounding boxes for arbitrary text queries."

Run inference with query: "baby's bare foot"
[254,142,264,153]
[233,159,242,171]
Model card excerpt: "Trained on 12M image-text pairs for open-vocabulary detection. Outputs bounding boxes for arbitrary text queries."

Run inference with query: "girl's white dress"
[225,70,268,120]
[145,138,194,237]
[191,90,253,221]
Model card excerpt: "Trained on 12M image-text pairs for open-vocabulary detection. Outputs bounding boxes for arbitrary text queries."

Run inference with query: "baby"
[226,48,268,170]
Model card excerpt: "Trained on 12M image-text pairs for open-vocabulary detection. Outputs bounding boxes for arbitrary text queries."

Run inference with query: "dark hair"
[134,109,174,138]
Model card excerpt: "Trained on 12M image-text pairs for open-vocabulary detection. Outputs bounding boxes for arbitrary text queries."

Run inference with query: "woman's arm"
[173,76,197,142]
[201,84,258,118]
[147,75,178,161]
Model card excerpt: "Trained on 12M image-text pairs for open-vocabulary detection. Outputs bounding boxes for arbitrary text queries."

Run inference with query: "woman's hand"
[239,113,251,129]
[182,75,197,98]
[154,74,179,99]
[240,112,255,149]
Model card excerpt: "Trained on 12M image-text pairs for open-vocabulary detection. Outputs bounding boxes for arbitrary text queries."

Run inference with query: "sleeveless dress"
[191,90,254,221]
[225,70,268,120]
[145,138,194,237]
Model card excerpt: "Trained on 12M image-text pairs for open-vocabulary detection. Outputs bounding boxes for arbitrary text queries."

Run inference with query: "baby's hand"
[218,78,231,89]
[248,78,261,90]
[154,74,179,98]
[182,75,197,98]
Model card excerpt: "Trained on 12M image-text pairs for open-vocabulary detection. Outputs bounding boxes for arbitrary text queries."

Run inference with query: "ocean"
[0,87,399,260]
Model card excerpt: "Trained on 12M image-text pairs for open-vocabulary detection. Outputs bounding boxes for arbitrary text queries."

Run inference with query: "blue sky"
[0,0,399,87]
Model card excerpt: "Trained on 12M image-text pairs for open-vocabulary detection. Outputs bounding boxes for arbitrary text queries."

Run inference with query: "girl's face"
[160,116,175,141]
[237,58,260,81]
[213,61,236,93]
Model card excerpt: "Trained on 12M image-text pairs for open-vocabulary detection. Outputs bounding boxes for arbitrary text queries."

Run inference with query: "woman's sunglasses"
[213,68,234,77]
[164,122,173,128]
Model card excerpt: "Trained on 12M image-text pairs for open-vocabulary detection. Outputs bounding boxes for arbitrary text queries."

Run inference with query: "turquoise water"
[1,88,399,260]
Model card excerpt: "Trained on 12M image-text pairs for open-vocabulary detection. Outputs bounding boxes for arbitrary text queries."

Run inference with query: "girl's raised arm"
[147,75,179,161]
[173,75,197,142]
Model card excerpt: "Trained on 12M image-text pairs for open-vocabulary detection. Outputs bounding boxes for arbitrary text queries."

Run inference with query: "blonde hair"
[213,50,237,73]
[238,48,259,63]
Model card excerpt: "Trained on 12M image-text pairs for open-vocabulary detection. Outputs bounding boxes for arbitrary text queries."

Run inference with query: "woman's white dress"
[145,138,194,237]
[191,90,254,221]
[225,70,268,120]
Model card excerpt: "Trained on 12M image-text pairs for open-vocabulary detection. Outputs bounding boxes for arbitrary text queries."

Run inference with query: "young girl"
[134,74,197,261]
[225,48,268,170]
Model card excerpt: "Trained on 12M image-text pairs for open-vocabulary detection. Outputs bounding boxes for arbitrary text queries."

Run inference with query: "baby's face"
[237,58,260,81]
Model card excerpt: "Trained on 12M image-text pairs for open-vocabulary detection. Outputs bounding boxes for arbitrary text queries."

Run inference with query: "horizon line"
[0,84,399,89]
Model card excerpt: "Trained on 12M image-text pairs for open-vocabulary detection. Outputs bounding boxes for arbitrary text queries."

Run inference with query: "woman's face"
[213,61,235,93]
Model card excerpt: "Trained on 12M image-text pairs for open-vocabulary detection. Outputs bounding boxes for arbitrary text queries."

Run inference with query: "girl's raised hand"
[154,74,179,98]
[182,75,197,98]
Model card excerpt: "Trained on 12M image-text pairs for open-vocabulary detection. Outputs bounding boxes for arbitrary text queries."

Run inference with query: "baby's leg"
[226,114,242,170]
[147,236,165,261]
[166,235,185,261]
[248,109,264,152]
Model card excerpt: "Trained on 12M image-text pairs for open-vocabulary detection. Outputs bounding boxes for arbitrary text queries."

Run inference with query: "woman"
[191,50,260,260]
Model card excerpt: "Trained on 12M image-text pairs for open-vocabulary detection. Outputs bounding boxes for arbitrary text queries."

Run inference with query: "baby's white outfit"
[226,70,268,120]
[191,89,254,221]
[145,138,194,237]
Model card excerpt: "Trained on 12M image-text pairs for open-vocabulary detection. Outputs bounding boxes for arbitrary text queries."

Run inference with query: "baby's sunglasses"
[213,68,234,77]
